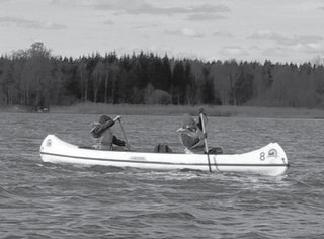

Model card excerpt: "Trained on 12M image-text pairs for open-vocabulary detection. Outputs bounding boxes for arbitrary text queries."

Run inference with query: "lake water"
[0,112,323,238]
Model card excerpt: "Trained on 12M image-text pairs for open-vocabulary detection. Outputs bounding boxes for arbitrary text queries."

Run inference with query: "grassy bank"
[1,102,323,118]
[48,102,324,118]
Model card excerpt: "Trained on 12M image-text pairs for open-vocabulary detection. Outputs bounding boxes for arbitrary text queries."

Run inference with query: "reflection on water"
[0,112,323,238]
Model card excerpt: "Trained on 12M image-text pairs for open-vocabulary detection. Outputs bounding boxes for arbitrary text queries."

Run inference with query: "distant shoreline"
[2,103,324,119]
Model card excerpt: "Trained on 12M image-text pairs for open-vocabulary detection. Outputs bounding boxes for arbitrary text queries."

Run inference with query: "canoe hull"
[39,135,289,176]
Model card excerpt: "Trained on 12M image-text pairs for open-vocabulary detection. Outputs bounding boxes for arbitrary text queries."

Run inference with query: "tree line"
[0,42,324,108]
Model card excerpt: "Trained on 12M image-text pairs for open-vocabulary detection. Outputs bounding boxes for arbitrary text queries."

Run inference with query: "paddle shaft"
[200,113,212,172]
[117,118,131,150]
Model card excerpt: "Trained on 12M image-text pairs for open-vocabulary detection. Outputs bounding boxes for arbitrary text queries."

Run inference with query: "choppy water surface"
[0,112,323,238]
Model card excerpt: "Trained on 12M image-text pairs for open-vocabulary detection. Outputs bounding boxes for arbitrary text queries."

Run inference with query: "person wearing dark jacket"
[90,114,126,150]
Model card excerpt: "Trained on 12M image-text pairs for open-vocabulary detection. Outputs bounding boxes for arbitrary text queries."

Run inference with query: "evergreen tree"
[1,43,324,108]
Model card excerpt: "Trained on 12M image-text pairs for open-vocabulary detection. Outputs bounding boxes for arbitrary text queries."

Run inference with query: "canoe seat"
[154,143,173,153]
[208,147,223,154]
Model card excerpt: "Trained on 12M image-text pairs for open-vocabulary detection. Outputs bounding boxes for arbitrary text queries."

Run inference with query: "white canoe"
[39,135,289,176]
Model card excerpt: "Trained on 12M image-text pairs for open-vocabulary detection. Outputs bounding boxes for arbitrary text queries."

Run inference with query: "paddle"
[199,109,212,173]
[114,115,131,150]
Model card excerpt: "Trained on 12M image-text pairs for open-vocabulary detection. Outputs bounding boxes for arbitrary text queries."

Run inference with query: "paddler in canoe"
[90,114,126,150]
[177,108,223,154]
[177,108,207,153]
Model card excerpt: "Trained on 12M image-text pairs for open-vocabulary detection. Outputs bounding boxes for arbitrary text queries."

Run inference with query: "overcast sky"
[0,0,324,63]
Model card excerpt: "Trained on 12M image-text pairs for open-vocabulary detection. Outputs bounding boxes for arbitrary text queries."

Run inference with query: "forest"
[0,42,324,109]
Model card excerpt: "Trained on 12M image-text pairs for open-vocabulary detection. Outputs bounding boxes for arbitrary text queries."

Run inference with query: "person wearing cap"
[90,114,126,150]
[177,111,207,154]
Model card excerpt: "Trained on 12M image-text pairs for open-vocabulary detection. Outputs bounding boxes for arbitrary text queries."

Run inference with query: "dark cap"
[198,107,206,115]
[99,114,112,124]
